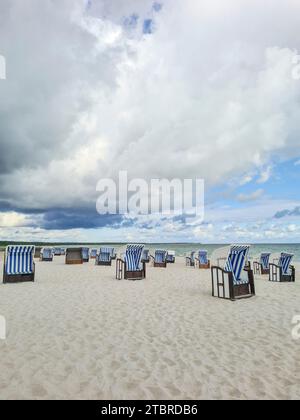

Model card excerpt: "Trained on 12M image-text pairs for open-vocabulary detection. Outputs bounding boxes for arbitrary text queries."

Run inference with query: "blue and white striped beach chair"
[269,253,295,282]
[142,249,150,263]
[90,249,98,259]
[166,250,176,264]
[211,245,255,300]
[195,250,210,269]
[82,247,90,262]
[186,251,195,267]
[253,253,271,275]
[3,245,35,283]
[40,247,54,262]
[152,250,167,268]
[116,244,146,280]
[96,247,113,266]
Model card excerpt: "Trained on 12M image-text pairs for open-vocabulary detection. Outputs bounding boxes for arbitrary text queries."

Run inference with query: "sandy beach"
[0,253,299,400]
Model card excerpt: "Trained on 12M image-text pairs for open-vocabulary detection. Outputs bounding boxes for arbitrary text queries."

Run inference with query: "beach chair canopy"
[260,253,271,270]
[155,250,167,263]
[198,250,208,265]
[98,247,113,262]
[278,253,294,275]
[5,246,35,275]
[224,245,250,285]
[124,244,144,271]
[41,248,53,259]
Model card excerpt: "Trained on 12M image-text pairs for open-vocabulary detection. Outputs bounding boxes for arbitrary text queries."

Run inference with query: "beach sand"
[0,253,299,400]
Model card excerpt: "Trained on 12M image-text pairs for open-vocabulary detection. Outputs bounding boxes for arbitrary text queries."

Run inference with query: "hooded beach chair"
[3,245,35,283]
[195,250,210,269]
[166,250,176,264]
[82,247,90,263]
[186,251,195,267]
[211,245,255,301]
[116,244,146,280]
[96,247,113,266]
[151,250,167,268]
[141,249,150,263]
[34,247,42,259]
[40,247,54,262]
[65,248,84,265]
[269,253,295,282]
[90,249,98,259]
[253,253,271,275]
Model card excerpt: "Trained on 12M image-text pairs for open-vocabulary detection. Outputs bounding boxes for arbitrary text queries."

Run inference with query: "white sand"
[0,253,300,400]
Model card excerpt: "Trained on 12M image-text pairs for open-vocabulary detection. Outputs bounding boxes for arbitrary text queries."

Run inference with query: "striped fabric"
[198,250,208,265]
[5,246,35,275]
[278,253,294,275]
[82,248,89,259]
[90,249,97,258]
[155,250,167,264]
[224,245,250,285]
[124,245,144,271]
[41,248,53,259]
[98,247,112,262]
[260,253,271,270]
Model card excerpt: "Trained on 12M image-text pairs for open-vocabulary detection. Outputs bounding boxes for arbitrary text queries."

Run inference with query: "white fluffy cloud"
[0,0,300,239]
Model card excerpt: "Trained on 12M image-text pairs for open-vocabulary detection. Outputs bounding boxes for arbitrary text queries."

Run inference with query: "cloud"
[1,0,300,239]
[237,189,264,202]
[274,206,300,219]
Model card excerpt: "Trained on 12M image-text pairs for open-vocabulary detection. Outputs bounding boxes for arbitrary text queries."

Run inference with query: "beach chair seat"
[116,245,146,280]
[211,245,255,301]
[195,250,210,269]
[166,250,176,264]
[269,253,295,282]
[3,246,35,283]
[141,249,150,263]
[40,247,54,262]
[65,248,84,265]
[151,250,167,268]
[253,253,271,275]
[186,251,195,267]
[96,247,113,266]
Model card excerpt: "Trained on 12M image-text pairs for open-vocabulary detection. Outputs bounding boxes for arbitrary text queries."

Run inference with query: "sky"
[0,0,300,244]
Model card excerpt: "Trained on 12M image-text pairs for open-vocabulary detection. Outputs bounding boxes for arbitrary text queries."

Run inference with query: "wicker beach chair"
[166,250,176,264]
[269,253,295,282]
[90,249,98,259]
[82,248,90,263]
[151,250,167,268]
[116,244,145,280]
[186,251,195,267]
[65,248,84,265]
[40,247,54,262]
[195,250,210,269]
[3,245,35,283]
[34,247,42,259]
[96,247,113,266]
[141,249,150,263]
[253,253,271,275]
[211,245,255,301]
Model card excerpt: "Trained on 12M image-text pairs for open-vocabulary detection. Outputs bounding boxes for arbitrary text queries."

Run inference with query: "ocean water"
[81,243,300,262]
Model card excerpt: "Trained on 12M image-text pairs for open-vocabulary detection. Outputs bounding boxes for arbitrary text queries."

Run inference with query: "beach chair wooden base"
[269,264,295,282]
[83,258,89,263]
[96,260,112,266]
[195,259,211,269]
[253,262,269,275]
[211,267,255,301]
[153,262,167,268]
[66,260,83,265]
[40,257,53,262]
[3,272,35,284]
[116,259,146,280]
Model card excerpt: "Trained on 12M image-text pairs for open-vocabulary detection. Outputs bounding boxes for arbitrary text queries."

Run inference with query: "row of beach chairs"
[1,245,295,302]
